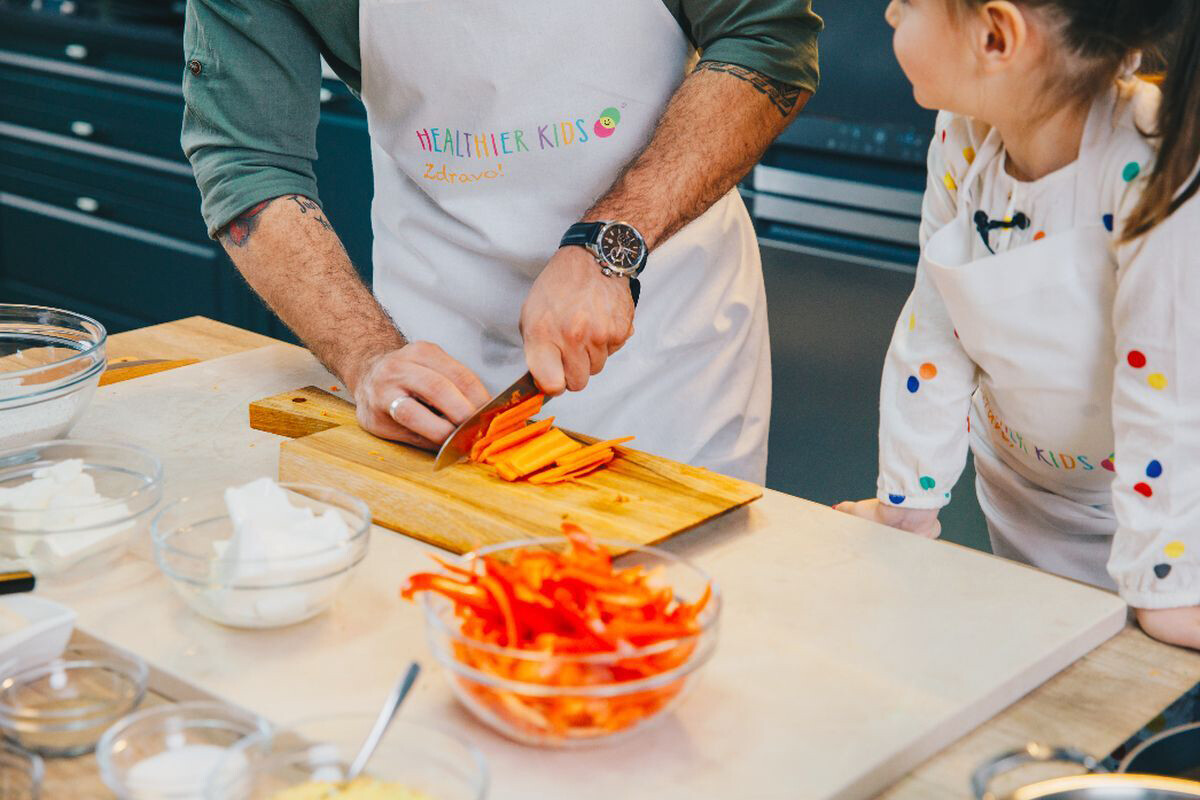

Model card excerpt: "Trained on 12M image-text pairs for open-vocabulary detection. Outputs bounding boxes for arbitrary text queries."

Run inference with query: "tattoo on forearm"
[220,199,270,247]
[218,194,331,247]
[694,62,805,117]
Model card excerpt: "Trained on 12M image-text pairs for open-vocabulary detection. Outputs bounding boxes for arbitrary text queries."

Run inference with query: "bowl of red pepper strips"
[402,524,720,748]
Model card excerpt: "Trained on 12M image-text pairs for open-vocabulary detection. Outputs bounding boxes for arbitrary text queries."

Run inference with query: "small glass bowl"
[421,538,721,748]
[152,484,371,629]
[0,742,44,800]
[0,440,164,581]
[0,643,148,757]
[0,304,107,452]
[97,700,271,800]
[204,715,488,800]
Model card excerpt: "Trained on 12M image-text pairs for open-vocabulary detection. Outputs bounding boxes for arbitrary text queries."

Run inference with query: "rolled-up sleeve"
[680,0,822,92]
[182,0,324,237]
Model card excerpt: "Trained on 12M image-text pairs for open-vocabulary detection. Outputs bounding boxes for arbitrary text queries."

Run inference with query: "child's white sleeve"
[1108,167,1200,608]
[876,114,980,510]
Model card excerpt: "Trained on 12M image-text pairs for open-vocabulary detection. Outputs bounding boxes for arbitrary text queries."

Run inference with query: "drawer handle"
[319,87,335,105]
[64,44,89,61]
[75,197,100,214]
[69,120,95,138]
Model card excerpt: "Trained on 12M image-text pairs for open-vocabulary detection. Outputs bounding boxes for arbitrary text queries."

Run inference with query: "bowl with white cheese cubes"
[0,304,107,451]
[152,479,371,629]
[0,440,163,581]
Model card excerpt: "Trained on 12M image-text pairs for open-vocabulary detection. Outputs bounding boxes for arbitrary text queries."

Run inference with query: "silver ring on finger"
[388,394,411,421]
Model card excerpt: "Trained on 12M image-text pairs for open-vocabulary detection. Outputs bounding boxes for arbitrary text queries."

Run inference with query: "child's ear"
[976,1,1028,71]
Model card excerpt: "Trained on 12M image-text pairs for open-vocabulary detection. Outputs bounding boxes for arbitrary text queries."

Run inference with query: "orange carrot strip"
[528,452,614,484]
[480,417,556,463]
[555,437,634,468]
[469,422,525,461]
[486,393,544,436]
[493,430,580,480]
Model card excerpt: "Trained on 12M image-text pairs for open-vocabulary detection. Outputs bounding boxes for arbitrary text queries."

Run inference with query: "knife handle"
[0,571,35,595]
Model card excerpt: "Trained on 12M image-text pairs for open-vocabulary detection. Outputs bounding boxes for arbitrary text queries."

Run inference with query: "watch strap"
[559,222,604,249]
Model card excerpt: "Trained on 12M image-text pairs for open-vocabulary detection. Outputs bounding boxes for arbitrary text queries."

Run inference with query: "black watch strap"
[560,222,604,248]
[559,222,641,307]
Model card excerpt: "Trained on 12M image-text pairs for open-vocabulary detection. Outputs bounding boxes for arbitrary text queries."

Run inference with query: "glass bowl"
[0,440,164,581]
[205,715,487,800]
[420,538,721,748]
[0,742,44,800]
[152,484,371,629]
[97,700,271,800]
[0,643,148,757]
[0,304,107,451]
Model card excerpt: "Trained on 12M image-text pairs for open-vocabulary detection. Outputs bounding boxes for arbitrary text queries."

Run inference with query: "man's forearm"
[217,195,406,389]
[585,62,811,248]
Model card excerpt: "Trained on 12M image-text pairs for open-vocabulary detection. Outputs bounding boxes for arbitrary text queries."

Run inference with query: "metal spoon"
[345,661,422,783]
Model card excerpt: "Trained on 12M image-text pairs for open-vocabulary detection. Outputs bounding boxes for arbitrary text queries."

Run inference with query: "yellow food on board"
[270,778,433,800]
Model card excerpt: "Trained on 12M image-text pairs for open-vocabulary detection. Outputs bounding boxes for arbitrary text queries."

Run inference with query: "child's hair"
[949,0,1200,240]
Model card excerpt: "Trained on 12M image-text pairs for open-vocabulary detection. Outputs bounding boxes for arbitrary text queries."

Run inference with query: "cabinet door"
[0,191,238,333]
[315,93,373,283]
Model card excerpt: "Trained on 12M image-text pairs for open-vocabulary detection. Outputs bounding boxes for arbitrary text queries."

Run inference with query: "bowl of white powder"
[97,700,270,800]
[0,304,107,451]
[0,440,164,581]
[152,479,371,629]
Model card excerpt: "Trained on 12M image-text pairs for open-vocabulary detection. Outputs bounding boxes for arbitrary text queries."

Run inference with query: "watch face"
[598,223,645,271]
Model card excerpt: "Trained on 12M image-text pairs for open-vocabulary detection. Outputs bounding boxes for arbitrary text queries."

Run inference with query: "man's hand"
[834,499,943,539]
[1136,606,1200,650]
[520,246,635,395]
[352,342,491,449]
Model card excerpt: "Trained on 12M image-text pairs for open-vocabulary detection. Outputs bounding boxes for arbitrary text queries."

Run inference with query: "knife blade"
[433,371,545,470]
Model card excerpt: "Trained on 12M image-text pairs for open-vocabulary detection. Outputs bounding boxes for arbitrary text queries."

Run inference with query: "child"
[837,0,1200,649]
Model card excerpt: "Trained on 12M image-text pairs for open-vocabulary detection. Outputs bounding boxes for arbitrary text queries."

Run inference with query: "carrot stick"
[554,437,634,468]
[528,452,614,484]
[493,430,581,480]
[469,422,525,461]
[486,394,544,436]
[480,417,556,463]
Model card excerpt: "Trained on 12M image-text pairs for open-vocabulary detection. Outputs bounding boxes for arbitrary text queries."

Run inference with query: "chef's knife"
[433,371,545,470]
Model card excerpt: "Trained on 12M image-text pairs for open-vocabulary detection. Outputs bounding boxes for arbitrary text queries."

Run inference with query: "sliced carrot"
[486,393,544,436]
[493,429,581,480]
[480,417,556,463]
[528,452,614,484]
[554,437,634,468]
[469,421,525,461]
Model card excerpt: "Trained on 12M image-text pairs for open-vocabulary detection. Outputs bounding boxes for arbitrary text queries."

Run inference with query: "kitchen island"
[39,317,1200,799]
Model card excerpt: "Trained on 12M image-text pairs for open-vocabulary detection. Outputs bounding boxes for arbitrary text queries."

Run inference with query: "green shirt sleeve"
[672,0,822,93]
[182,0,325,238]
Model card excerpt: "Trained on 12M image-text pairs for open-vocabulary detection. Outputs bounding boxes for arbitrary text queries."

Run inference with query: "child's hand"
[1136,606,1200,650]
[834,499,942,539]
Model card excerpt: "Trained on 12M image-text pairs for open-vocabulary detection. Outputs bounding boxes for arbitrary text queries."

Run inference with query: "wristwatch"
[560,220,647,306]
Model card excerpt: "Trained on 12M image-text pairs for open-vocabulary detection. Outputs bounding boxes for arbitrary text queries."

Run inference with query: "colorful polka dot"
[1146,460,1163,479]
[1154,563,1172,579]
[1122,162,1141,182]
[943,172,958,191]
[953,329,959,339]
[1127,350,1147,368]
[919,475,936,490]
[941,130,947,143]
[1148,373,1168,390]
[1034,231,1046,241]
[1165,541,1186,559]
[919,362,938,380]
[1101,454,1115,472]
[1134,482,1154,498]
[909,313,916,331]
[888,494,906,505]
[963,146,976,164]
[1103,214,1114,232]
[907,376,920,393]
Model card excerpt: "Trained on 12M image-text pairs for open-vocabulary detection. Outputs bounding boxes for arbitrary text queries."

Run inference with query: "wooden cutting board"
[249,386,763,553]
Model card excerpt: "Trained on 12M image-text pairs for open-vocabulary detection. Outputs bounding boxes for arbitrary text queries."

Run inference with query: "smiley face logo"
[593,106,621,138]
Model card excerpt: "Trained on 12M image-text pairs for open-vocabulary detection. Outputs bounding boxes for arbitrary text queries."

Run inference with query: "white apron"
[922,97,1121,589]
[358,0,772,483]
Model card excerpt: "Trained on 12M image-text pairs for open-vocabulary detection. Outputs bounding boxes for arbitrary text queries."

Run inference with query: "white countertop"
[50,345,1127,800]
